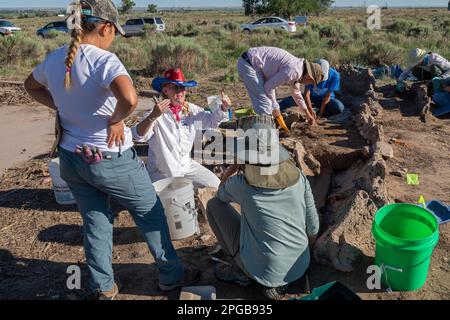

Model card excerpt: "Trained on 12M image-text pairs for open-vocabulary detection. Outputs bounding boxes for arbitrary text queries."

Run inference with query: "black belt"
[241,51,253,67]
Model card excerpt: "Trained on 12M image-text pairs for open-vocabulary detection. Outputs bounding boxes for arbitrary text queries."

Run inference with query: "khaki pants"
[206,197,248,275]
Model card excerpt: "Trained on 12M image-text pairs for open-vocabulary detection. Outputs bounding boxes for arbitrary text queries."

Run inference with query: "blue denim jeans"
[278,96,345,117]
[432,92,450,109]
[59,147,184,292]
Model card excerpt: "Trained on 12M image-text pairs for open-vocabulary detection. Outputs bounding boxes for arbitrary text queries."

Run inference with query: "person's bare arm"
[318,92,332,118]
[108,75,138,149]
[293,86,315,125]
[24,74,57,110]
[220,91,232,111]
[304,89,316,120]
[308,234,317,248]
[444,84,450,93]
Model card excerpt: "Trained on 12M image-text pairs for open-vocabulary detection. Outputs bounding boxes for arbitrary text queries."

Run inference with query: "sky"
[0,0,448,8]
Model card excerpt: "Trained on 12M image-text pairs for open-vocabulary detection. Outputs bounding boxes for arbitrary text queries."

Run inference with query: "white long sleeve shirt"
[398,52,450,81]
[132,103,228,179]
[247,47,308,113]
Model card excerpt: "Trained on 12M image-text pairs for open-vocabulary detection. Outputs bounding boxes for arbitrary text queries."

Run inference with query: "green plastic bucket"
[372,203,439,291]
[235,108,255,118]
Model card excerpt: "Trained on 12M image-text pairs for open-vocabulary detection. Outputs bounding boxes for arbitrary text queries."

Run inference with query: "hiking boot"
[262,284,288,300]
[81,282,120,300]
[158,268,201,292]
[214,263,252,287]
[97,283,120,300]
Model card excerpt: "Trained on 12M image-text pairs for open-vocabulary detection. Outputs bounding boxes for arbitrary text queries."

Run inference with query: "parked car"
[294,15,308,27]
[121,17,165,37]
[0,20,21,36]
[36,21,69,38]
[240,16,296,34]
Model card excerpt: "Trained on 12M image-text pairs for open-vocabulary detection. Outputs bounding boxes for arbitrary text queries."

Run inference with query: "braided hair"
[64,18,97,90]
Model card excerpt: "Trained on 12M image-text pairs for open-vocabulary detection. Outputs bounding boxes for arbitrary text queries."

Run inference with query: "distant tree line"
[119,1,158,14]
[0,9,65,19]
[242,0,334,17]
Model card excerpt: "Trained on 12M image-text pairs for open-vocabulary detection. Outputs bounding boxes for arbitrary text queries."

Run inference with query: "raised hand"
[150,99,171,119]
[220,91,232,111]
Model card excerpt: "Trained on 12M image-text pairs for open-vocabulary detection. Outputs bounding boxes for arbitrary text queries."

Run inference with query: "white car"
[0,20,21,36]
[240,16,296,34]
[121,17,165,37]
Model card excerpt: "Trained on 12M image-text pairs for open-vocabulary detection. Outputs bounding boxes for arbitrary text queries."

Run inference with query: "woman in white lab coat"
[132,68,230,189]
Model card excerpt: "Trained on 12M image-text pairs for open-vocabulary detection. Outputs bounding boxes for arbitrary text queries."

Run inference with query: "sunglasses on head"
[80,2,111,25]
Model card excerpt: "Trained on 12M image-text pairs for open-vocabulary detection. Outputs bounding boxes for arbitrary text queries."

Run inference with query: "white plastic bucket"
[48,158,76,205]
[153,177,199,240]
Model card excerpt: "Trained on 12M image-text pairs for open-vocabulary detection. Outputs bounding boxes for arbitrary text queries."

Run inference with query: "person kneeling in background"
[206,120,319,300]
[432,78,450,117]
[278,59,345,119]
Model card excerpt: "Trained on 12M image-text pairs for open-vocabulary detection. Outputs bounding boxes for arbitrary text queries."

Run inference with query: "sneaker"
[158,268,201,292]
[214,263,252,287]
[97,283,120,300]
[81,282,120,300]
[262,284,288,300]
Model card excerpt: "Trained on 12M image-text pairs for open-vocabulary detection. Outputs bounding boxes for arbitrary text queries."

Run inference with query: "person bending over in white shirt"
[132,68,230,189]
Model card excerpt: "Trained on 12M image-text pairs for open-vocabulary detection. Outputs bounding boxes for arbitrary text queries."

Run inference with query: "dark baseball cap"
[80,0,125,35]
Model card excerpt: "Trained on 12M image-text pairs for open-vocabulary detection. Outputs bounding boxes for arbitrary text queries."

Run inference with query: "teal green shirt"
[217,170,320,287]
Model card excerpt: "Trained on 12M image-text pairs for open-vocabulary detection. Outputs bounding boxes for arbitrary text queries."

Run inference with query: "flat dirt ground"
[0,81,449,300]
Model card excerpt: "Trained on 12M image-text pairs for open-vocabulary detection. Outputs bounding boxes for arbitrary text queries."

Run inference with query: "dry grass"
[0,8,448,82]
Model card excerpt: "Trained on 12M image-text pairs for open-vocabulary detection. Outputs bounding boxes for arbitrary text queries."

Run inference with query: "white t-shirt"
[33,44,133,153]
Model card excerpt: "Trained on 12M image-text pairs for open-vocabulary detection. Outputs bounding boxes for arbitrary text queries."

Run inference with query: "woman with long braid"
[24,0,200,300]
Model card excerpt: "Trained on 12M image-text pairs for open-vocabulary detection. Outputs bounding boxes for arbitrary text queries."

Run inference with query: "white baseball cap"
[316,58,330,82]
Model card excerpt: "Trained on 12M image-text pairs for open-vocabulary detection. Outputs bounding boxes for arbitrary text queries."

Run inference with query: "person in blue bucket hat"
[132,68,232,189]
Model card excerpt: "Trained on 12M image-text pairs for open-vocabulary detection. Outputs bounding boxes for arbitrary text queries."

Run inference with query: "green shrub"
[245,33,281,47]
[318,22,351,42]
[295,28,319,41]
[387,19,433,37]
[362,42,403,66]
[221,65,240,83]
[0,34,44,65]
[251,27,278,35]
[184,24,200,37]
[223,22,240,32]
[386,19,416,34]
[43,32,70,53]
[45,29,63,39]
[310,22,322,32]
[209,27,231,40]
[170,23,200,37]
[149,37,209,76]
[142,24,157,34]
[352,26,372,40]
[407,24,433,37]
[111,41,152,70]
